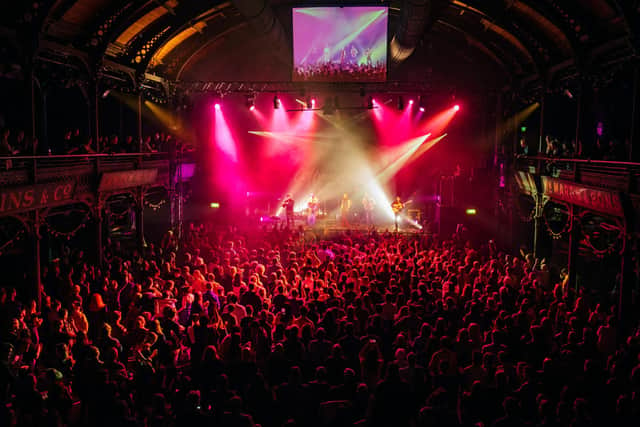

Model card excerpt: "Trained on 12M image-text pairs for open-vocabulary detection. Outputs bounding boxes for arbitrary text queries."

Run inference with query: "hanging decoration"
[145,198,167,211]
[543,201,572,239]
[579,211,625,258]
[44,208,92,240]
[144,187,169,211]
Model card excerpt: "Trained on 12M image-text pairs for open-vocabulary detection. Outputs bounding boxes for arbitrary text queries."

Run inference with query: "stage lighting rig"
[246,94,256,111]
[418,96,425,112]
[305,96,317,109]
[273,95,281,109]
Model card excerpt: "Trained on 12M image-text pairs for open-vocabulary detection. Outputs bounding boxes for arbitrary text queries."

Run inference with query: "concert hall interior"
[1,1,640,427]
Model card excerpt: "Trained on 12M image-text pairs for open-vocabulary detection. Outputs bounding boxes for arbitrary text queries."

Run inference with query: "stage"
[258,215,427,236]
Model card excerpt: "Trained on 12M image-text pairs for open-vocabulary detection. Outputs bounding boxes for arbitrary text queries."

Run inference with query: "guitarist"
[307,193,319,226]
[282,194,295,228]
[391,196,405,232]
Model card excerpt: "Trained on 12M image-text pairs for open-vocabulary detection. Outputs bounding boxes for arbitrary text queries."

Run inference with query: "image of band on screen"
[292,6,389,82]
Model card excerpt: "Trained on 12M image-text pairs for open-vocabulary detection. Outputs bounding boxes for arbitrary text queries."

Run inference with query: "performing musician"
[307,194,319,226]
[340,193,352,227]
[364,48,373,67]
[350,45,359,64]
[282,194,295,228]
[391,196,405,232]
[362,193,375,226]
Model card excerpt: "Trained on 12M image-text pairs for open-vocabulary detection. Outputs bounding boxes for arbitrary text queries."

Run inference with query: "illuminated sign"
[541,177,623,217]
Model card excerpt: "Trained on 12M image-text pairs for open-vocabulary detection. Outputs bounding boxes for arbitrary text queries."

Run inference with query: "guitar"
[391,199,412,214]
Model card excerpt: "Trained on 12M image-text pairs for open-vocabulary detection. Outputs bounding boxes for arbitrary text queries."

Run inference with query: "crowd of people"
[518,135,629,161]
[1,224,639,427]
[1,127,183,156]
[293,63,386,82]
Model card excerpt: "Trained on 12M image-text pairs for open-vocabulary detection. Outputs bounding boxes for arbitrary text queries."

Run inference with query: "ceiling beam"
[91,1,163,67]
[449,1,541,77]
[610,0,639,54]
[435,20,511,76]
[134,2,231,77]
[175,21,247,81]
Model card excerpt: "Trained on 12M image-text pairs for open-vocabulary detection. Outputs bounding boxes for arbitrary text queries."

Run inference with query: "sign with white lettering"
[99,169,158,192]
[0,182,76,215]
[541,177,623,217]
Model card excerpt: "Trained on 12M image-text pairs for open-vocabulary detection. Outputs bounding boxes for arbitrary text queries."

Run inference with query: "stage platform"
[296,219,425,236]
[255,215,428,236]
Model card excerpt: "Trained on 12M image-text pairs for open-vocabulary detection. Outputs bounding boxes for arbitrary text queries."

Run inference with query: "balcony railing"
[515,155,640,193]
[0,151,197,188]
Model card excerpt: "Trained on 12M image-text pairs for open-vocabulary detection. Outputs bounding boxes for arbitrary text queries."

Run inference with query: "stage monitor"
[292,6,388,82]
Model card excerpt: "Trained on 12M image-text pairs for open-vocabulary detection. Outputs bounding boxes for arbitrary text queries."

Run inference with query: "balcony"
[515,156,640,195]
[0,152,193,217]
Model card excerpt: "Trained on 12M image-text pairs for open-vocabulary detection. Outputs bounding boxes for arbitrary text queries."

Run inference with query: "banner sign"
[513,171,538,196]
[541,177,623,217]
[99,169,158,192]
[0,182,76,215]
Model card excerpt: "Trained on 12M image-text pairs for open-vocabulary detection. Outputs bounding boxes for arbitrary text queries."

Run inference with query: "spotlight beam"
[375,133,447,183]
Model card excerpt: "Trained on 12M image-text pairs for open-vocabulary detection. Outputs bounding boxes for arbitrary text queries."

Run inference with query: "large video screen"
[292,6,388,82]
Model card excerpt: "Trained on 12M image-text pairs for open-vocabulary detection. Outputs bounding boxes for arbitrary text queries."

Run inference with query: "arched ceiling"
[1,0,638,94]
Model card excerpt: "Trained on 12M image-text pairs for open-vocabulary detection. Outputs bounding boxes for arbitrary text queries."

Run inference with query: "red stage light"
[409,99,414,105]
[214,103,221,110]
[453,104,460,111]
[249,105,256,111]
[311,98,316,107]
[419,107,425,112]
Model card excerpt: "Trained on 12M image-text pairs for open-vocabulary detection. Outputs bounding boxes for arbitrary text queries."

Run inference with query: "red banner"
[0,182,76,215]
[541,177,623,217]
[99,169,158,192]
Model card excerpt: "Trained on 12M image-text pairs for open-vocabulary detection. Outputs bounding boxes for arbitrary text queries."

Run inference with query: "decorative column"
[136,188,145,250]
[137,92,143,152]
[33,210,42,309]
[95,201,104,268]
[89,79,100,152]
[538,86,546,155]
[619,193,635,336]
[41,88,49,153]
[27,69,36,149]
[575,80,583,157]
[619,234,634,336]
[169,154,176,232]
[566,205,579,291]
[630,65,639,161]
[533,193,546,259]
